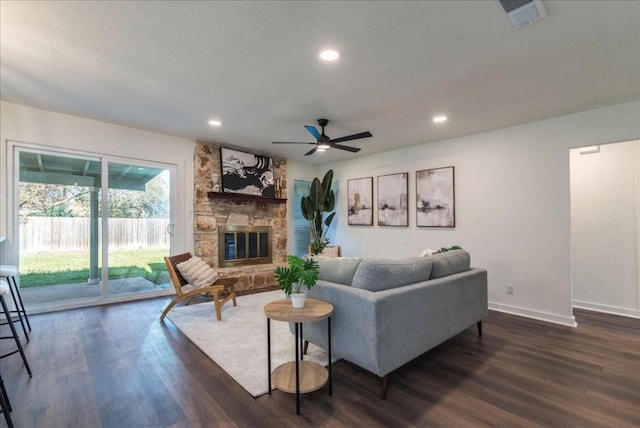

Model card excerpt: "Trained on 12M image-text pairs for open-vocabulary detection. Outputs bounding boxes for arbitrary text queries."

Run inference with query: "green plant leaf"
[301,196,313,220]
[324,212,336,227]
[321,170,333,193]
[274,255,318,292]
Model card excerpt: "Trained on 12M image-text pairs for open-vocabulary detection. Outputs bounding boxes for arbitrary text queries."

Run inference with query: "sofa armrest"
[305,281,381,371]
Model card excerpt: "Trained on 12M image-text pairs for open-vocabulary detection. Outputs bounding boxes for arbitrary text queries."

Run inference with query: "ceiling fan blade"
[330,131,372,143]
[304,147,318,156]
[304,125,322,141]
[272,141,316,145]
[331,144,361,153]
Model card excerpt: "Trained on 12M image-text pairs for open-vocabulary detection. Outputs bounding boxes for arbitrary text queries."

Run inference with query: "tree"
[19,172,169,220]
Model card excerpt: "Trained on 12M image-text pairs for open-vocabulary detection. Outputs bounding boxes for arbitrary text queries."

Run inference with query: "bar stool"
[0,373,14,428]
[0,265,30,342]
[0,280,32,377]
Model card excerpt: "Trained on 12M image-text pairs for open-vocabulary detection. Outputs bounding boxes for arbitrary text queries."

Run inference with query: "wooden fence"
[19,217,170,252]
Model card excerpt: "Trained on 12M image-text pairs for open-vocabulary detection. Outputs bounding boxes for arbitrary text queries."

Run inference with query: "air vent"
[493,0,546,29]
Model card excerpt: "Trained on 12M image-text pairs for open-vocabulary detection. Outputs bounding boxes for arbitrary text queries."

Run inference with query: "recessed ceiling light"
[432,115,448,124]
[208,119,222,127]
[319,49,340,61]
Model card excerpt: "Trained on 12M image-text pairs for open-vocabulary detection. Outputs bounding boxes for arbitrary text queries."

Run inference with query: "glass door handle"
[167,223,175,236]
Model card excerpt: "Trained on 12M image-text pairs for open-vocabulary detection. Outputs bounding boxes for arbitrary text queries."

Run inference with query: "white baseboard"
[573,300,640,319]
[488,302,578,327]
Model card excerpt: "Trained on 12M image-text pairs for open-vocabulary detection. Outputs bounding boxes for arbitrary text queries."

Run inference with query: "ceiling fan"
[272,119,372,156]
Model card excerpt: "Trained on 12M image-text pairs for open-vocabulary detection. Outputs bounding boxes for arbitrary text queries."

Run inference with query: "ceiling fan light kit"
[272,118,372,156]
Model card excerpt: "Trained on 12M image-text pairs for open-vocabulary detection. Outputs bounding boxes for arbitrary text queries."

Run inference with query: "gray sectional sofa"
[302,249,488,399]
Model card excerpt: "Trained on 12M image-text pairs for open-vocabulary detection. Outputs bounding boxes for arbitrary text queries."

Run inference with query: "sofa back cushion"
[429,250,471,279]
[317,257,362,285]
[351,257,433,292]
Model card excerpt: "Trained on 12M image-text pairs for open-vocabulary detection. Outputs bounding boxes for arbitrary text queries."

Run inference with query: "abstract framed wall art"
[377,172,408,226]
[220,147,275,197]
[347,177,373,225]
[416,166,455,227]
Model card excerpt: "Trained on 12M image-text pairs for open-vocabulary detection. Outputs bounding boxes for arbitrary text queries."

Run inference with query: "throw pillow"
[176,256,219,288]
[419,248,437,257]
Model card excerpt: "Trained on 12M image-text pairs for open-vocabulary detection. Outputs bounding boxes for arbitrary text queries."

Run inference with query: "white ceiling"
[1,1,639,164]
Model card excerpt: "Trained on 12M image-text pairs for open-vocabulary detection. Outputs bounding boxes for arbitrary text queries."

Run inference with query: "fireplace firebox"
[218,225,272,267]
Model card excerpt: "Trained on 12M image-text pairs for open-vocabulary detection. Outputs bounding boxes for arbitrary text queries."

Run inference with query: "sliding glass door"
[106,161,172,297]
[18,150,103,306]
[16,146,174,312]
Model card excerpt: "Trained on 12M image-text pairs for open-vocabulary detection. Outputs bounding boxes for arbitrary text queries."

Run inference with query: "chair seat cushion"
[0,279,9,295]
[0,265,18,277]
[176,256,219,288]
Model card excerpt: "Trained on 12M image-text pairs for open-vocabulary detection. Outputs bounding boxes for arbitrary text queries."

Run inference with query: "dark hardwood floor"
[1,291,638,428]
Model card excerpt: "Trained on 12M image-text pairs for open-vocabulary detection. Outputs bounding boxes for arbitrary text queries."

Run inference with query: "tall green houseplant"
[301,169,336,255]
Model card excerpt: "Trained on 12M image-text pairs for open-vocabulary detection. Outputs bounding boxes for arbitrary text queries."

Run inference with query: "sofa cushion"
[317,257,362,285]
[429,250,471,279]
[351,257,432,292]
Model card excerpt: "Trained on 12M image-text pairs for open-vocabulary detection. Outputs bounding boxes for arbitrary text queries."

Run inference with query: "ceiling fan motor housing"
[317,119,330,141]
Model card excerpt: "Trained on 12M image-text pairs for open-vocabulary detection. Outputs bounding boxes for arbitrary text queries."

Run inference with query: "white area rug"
[166,290,332,397]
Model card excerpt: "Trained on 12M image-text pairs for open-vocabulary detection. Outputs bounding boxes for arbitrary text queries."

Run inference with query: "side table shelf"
[272,360,328,393]
[264,298,333,415]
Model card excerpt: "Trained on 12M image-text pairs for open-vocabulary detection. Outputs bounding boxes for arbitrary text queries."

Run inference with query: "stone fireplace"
[193,141,287,291]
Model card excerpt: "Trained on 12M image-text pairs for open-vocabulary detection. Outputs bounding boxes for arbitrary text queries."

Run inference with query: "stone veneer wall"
[193,141,287,291]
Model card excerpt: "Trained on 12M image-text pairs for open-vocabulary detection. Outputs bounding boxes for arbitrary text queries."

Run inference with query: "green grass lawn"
[19,248,170,288]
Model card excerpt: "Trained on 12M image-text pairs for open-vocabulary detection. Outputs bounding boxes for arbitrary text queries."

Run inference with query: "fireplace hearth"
[218,225,272,267]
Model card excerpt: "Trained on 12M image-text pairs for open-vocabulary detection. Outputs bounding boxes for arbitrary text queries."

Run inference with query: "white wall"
[570,140,640,318]
[317,101,640,326]
[0,100,196,264]
[3,100,639,325]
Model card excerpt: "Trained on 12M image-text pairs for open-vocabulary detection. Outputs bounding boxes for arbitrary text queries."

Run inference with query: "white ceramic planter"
[290,291,306,308]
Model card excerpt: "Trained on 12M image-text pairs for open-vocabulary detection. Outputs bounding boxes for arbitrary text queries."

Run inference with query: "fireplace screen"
[218,225,272,267]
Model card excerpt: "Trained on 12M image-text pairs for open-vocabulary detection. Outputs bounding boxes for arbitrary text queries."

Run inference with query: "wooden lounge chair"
[161,252,237,321]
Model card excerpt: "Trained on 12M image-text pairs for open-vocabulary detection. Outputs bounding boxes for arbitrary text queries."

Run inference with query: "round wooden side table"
[264,298,333,415]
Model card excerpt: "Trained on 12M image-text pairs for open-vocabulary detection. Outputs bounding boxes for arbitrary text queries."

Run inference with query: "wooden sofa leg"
[477,321,482,338]
[381,374,391,400]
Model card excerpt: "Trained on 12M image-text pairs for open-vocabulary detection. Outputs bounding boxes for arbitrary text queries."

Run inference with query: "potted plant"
[301,169,336,255]
[274,255,319,308]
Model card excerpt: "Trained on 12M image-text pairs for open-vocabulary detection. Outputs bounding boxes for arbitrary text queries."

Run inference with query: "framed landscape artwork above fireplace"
[220,147,275,197]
